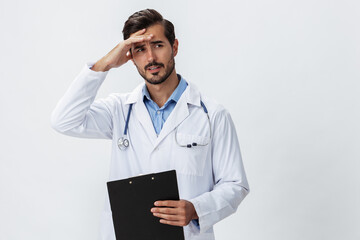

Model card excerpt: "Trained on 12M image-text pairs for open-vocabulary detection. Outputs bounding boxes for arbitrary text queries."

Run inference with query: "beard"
[135,53,175,85]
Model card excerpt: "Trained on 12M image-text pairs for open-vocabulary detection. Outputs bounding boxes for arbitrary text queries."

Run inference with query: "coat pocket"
[172,133,210,176]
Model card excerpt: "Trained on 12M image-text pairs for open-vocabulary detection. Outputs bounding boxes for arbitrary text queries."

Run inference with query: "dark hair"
[122,9,175,46]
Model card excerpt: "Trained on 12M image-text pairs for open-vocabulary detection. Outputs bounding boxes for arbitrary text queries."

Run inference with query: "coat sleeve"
[51,62,114,139]
[188,106,250,233]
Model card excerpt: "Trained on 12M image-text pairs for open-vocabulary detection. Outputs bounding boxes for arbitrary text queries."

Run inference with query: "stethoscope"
[117,101,212,150]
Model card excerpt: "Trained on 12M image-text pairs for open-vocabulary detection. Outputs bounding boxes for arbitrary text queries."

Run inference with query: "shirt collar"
[125,75,201,108]
[142,74,188,106]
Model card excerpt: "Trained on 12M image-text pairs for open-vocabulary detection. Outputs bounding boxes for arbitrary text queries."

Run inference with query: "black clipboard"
[107,170,185,240]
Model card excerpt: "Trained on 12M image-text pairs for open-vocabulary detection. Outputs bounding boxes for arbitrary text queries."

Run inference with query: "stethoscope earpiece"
[186,143,198,148]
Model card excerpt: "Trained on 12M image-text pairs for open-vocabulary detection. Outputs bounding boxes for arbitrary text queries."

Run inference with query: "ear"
[172,39,179,57]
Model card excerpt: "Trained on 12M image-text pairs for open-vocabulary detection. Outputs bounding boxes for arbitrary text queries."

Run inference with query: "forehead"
[130,23,167,42]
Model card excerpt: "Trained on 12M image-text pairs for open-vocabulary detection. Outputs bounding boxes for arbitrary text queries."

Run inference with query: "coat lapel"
[154,82,201,148]
[154,92,189,148]
[125,83,157,146]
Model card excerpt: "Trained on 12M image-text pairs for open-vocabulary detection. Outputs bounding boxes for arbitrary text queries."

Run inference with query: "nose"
[146,46,156,62]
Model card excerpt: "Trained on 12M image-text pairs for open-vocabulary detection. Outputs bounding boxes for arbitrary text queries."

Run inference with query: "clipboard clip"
[129,176,155,184]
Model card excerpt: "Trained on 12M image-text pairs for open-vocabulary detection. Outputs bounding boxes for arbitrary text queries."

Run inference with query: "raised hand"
[91,28,153,72]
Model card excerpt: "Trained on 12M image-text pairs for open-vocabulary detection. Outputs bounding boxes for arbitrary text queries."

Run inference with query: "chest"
[110,104,212,179]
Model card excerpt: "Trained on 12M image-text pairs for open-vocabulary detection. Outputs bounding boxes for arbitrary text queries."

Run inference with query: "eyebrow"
[134,44,145,50]
[150,40,164,44]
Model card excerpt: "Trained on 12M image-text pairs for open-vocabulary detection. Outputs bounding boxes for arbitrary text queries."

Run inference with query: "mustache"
[144,62,164,71]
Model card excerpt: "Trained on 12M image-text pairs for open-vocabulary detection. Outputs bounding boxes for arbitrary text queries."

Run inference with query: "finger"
[159,219,184,226]
[154,200,179,207]
[132,34,153,43]
[137,33,153,39]
[151,207,178,214]
[124,34,153,46]
[153,212,181,221]
[131,28,146,37]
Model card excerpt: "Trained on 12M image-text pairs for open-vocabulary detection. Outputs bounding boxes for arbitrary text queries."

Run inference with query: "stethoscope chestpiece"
[118,137,129,150]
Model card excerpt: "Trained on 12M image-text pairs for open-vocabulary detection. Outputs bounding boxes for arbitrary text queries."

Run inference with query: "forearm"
[189,180,249,233]
[51,62,111,138]
[91,58,112,72]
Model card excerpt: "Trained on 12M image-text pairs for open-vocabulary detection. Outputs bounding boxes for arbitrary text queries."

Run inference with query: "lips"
[147,65,161,73]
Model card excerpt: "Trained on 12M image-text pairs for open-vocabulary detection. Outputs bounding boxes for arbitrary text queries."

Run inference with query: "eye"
[155,44,163,48]
[136,48,144,53]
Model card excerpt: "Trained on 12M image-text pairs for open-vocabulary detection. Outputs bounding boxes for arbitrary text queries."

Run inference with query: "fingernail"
[151,208,155,212]
[154,202,158,206]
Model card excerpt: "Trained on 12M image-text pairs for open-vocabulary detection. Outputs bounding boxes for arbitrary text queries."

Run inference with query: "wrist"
[190,203,198,220]
[91,59,111,72]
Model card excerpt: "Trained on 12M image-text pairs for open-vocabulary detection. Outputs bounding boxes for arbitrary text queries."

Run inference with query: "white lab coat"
[51,62,249,240]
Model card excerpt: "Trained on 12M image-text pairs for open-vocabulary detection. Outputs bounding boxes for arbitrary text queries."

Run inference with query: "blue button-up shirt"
[142,75,188,135]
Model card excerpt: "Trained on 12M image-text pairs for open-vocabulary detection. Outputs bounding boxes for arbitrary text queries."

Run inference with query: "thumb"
[125,50,132,61]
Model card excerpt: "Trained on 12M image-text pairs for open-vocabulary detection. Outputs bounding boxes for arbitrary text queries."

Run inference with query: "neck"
[145,69,179,108]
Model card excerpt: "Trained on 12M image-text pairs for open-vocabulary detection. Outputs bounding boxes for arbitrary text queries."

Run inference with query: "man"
[51,9,249,240]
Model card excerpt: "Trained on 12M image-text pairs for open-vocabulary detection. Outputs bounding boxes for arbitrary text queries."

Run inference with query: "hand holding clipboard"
[107,170,198,240]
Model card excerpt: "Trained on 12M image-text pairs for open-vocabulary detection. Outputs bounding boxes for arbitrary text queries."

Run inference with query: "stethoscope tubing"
[118,101,211,150]
[123,104,133,135]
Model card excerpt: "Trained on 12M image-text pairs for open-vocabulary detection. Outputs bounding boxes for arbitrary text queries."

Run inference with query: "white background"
[0,0,359,239]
